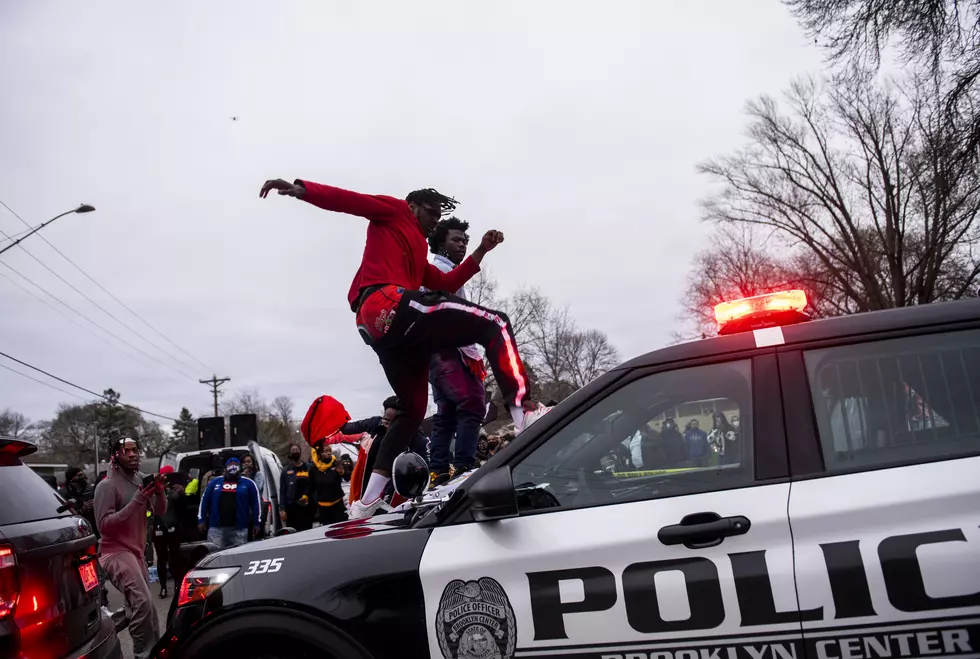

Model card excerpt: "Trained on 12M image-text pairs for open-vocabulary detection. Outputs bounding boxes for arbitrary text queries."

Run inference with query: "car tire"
[177,608,373,659]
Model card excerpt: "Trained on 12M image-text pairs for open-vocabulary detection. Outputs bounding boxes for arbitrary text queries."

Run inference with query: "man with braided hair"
[93,435,166,659]
[260,178,538,519]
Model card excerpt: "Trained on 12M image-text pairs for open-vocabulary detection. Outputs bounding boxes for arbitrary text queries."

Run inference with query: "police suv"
[154,292,980,659]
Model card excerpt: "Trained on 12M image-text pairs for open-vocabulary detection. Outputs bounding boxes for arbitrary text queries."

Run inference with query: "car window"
[510,360,754,514]
[804,329,980,472]
[0,462,72,525]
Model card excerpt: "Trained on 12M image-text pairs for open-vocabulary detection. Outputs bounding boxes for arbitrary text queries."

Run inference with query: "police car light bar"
[714,290,808,328]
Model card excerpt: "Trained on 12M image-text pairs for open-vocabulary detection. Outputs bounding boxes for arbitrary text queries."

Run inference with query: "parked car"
[0,437,121,659]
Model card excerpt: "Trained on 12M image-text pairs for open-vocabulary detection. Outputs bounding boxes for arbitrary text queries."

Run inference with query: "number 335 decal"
[244,558,284,576]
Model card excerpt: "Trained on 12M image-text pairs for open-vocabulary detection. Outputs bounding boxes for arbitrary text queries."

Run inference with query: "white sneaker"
[348,497,391,520]
[516,405,552,435]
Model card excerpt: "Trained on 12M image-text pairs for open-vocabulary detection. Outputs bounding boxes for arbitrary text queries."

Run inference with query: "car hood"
[205,512,411,557]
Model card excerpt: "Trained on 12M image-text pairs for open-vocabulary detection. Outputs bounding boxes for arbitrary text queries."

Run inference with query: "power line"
[0,225,197,380]
[0,260,183,378]
[0,199,215,373]
[0,363,88,402]
[0,266,146,364]
[0,349,181,423]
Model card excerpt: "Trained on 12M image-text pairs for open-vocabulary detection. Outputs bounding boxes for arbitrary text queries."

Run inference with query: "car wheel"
[178,608,373,659]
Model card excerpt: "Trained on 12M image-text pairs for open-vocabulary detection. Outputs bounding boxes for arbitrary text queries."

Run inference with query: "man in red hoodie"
[261,179,535,518]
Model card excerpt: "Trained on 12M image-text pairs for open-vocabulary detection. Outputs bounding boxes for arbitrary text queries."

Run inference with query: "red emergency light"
[714,290,808,334]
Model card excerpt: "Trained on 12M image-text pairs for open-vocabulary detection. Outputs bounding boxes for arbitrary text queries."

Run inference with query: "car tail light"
[177,567,239,607]
[0,544,18,618]
[714,290,808,329]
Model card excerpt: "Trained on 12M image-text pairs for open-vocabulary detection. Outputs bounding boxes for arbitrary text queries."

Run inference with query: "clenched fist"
[478,230,504,253]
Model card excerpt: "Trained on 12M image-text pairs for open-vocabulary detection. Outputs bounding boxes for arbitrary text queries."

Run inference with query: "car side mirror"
[469,466,519,522]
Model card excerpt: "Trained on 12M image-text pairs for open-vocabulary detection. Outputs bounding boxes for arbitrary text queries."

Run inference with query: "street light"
[0,204,95,257]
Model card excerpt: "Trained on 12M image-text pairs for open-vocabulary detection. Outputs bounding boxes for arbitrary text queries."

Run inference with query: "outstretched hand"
[260,179,305,199]
[478,230,504,253]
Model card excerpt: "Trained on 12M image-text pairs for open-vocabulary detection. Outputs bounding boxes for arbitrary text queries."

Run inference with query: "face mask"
[225,463,241,477]
[290,452,301,460]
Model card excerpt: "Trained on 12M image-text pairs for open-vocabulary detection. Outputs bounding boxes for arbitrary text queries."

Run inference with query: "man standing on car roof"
[94,436,167,659]
[260,178,539,519]
[198,457,260,549]
[279,445,314,531]
[424,216,490,487]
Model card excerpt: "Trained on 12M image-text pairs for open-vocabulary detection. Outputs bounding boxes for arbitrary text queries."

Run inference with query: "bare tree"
[698,71,980,315]
[679,227,842,337]
[785,0,980,157]
[468,268,500,308]
[563,329,621,389]
[0,408,32,439]
[222,388,269,416]
[271,396,294,428]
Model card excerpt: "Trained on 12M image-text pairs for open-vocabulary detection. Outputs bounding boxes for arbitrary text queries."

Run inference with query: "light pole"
[0,204,95,258]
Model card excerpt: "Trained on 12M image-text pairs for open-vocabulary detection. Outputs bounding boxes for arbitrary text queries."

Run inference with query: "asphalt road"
[105,576,174,659]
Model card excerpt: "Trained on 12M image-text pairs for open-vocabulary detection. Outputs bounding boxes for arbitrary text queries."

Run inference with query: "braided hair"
[427,216,470,254]
[405,188,458,216]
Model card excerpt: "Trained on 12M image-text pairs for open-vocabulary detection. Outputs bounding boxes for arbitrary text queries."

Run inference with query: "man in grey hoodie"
[94,436,167,659]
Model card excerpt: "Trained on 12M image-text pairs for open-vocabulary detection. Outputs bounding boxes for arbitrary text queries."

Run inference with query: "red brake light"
[0,544,18,618]
[714,290,808,328]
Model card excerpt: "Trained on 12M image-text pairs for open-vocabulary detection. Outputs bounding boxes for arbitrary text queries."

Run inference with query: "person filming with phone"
[93,435,167,659]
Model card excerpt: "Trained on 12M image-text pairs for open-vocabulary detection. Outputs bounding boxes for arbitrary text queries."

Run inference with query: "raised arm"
[421,229,504,293]
[260,178,403,223]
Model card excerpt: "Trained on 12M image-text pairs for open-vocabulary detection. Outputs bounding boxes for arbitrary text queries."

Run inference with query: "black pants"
[373,290,530,474]
[151,529,183,589]
[317,503,348,526]
[285,502,314,531]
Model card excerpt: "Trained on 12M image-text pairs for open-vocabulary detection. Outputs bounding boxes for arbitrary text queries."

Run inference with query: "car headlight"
[177,567,239,607]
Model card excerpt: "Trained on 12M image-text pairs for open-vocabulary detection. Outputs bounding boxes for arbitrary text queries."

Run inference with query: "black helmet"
[392,451,428,499]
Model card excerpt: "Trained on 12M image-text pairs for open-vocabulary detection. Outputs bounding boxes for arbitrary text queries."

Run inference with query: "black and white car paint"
[153,299,980,659]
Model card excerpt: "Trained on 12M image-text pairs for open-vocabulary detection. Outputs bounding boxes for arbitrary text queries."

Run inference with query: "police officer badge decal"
[436,577,516,659]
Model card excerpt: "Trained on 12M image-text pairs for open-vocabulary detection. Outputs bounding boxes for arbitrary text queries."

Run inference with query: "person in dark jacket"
[660,418,687,465]
[279,445,314,531]
[60,466,110,609]
[684,419,710,466]
[310,445,349,526]
[197,457,260,549]
[342,396,429,505]
[152,466,185,599]
[60,466,97,535]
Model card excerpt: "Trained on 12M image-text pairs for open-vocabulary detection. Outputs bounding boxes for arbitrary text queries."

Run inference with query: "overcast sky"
[0,1,825,428]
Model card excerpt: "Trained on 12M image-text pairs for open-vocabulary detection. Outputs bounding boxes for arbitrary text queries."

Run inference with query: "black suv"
[155,295,980,659]
[0,437,121,659]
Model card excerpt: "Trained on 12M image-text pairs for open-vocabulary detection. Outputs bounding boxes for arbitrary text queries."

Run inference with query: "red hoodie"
[297,181,480,310]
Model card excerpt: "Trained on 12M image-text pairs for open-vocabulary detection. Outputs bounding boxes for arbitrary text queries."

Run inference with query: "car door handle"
[658,512,751,549]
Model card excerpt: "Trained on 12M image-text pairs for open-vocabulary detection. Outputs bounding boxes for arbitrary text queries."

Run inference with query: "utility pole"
[199,375,230,417]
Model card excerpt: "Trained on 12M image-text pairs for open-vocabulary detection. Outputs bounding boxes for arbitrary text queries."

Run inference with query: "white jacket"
[431,253,484,363]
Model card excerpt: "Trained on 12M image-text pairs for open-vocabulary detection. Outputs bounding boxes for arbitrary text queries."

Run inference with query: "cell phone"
[142,474,157,488]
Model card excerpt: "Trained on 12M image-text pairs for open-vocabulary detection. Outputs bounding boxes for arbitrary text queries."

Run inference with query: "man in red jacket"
[260,178,535,518]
